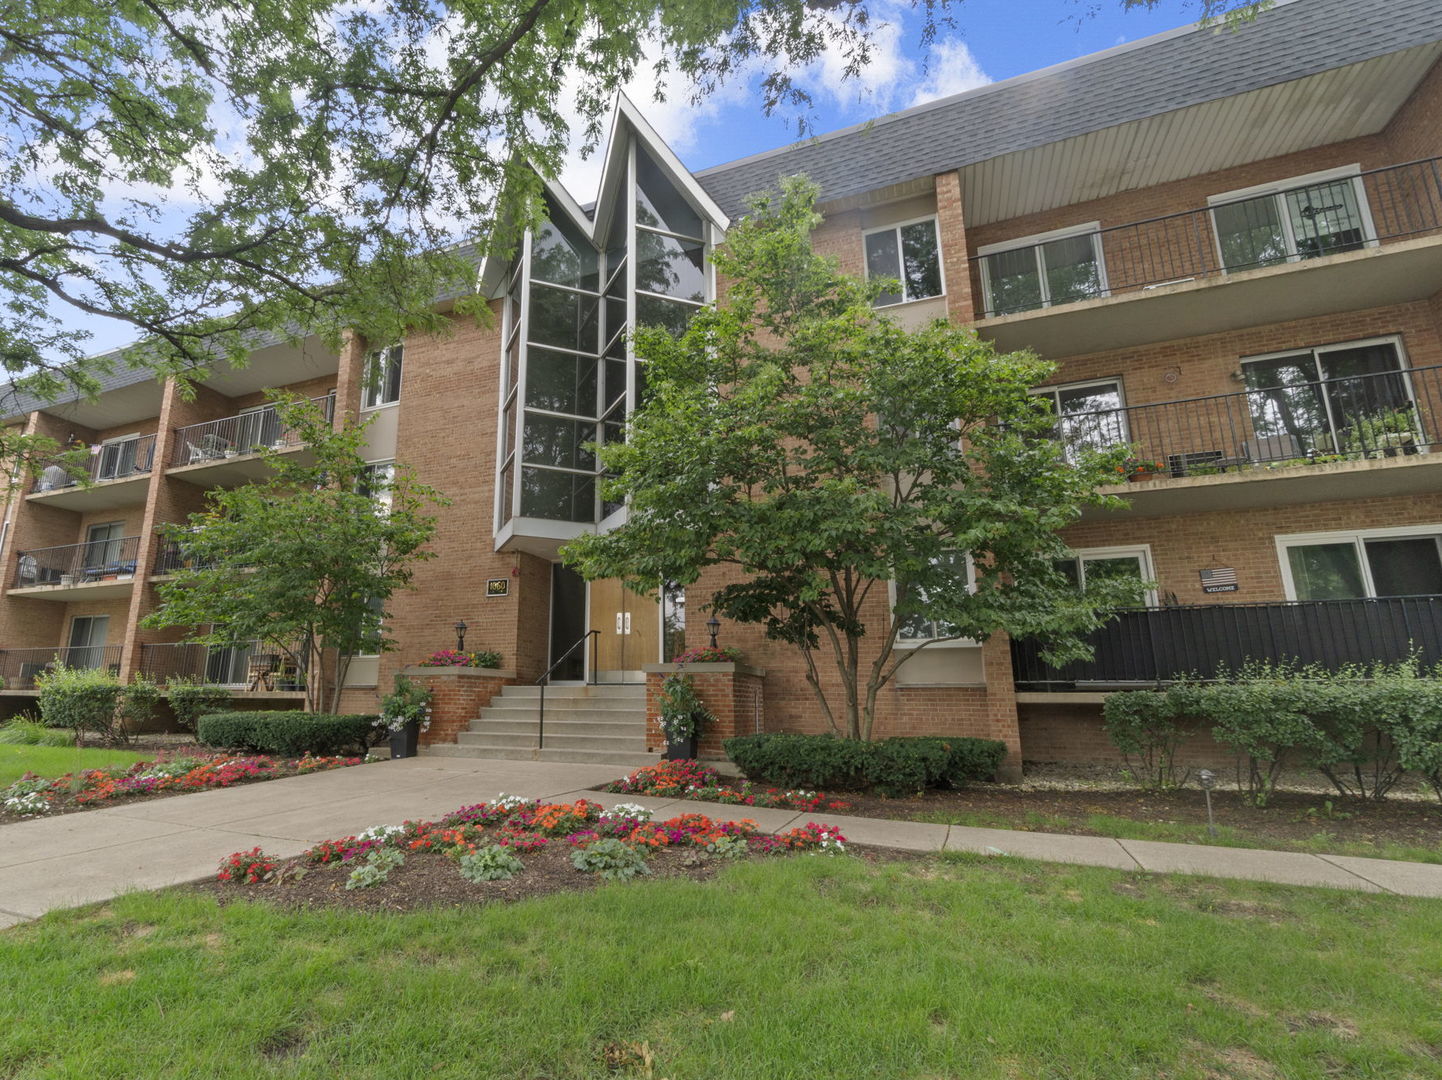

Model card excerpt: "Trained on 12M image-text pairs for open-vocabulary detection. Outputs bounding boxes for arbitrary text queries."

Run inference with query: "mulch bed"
[192,843,915,913]
[831,785,1442,850]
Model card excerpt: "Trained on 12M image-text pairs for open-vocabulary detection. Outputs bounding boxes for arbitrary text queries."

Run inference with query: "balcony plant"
[1341,408,1418,459]
[1120,455,1166,482]
[656,673,714,760]
[376,674,432,759]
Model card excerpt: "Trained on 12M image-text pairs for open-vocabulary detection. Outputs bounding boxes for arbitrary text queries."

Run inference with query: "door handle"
[615,612,624,634]
[623,611,632,635]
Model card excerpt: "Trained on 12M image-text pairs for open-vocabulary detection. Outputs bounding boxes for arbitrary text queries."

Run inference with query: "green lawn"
[913,806,1442,865]
[3,856,1441,1078]
[0,744,151,787]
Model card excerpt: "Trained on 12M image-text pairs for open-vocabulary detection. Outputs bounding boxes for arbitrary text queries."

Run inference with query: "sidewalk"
[4,756,1442,928]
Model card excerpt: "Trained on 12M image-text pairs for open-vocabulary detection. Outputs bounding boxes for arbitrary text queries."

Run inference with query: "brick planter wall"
[400,665,518,746]
[643,663,766,758]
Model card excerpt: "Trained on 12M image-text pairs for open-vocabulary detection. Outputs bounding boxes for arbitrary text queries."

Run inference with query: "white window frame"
[891,552,978,649]
[1208,165,1377,273]
[1275,524,1442,601]
[1055,544,1157,607]
[1029,377,1130,455]
[862,215,945,306]
[362,344,404,410]
[95,433,143,481]
[977,221,1108,316]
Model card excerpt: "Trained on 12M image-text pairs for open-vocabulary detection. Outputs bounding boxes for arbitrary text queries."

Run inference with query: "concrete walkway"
[4,756,1442,928]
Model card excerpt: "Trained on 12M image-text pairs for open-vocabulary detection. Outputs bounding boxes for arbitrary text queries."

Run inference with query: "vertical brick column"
[333,329,367,430]
[934,170,977,325]
[643,663,766,758]
[982,634,1023,781]
[401,665,519,745]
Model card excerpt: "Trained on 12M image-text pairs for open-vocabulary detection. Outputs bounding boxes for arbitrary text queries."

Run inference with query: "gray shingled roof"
[694,0,1442,217]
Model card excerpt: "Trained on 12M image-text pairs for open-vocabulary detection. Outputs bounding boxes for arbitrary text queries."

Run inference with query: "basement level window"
[864,217,943,306]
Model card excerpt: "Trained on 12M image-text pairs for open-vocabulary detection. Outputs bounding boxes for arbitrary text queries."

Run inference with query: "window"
[1278,527,1442,601]
[1053,546,1156,606]
[363,345,404,409]
[894,551,975,645]
[361,461,395,514]
[978,224,1106,316]
[864,218,943,306]
[95,435,151,480]
[1239,337,1417,462]
[1031,379,1128,457]
[83,522,125,572]
[1210,167,1374,273]
[66,615,109,670]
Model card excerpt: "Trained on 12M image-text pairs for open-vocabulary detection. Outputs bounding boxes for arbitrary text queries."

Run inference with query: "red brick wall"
[404,668,517,745]
[645,664,765,756]
[1018,701,1238,769]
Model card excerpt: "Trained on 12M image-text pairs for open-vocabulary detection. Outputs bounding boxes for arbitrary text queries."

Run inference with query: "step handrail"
[535,629,599,750]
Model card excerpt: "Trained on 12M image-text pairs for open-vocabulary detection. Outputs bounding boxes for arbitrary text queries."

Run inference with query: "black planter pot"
[389,723,420,760]
[664,734,698,761]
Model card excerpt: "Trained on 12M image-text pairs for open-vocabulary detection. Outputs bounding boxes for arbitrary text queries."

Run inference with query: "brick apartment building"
[1,0,1440,770]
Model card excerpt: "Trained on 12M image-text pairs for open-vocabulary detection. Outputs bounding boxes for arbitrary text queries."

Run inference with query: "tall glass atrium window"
[497,138,713,531]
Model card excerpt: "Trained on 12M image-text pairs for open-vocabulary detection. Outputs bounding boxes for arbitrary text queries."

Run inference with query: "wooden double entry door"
[548,565,659,683]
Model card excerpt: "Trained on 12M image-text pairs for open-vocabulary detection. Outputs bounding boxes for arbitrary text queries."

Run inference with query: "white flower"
[357,824,405,842]
[599,803,652,823]
[490,793,529,812]
[3,792,50,816]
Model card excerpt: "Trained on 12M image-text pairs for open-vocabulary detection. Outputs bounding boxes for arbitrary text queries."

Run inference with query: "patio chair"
[247,653,280,691]
[186,433,233,463]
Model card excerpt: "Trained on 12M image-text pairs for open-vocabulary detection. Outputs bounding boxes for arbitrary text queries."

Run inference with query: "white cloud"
[907,38,992,108]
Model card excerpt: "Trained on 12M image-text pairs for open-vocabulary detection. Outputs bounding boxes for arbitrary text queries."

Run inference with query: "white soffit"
[960,44,1442,227]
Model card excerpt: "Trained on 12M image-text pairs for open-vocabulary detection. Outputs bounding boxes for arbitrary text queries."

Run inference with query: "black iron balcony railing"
[1011,595,1442,690]
[170,392,336,467]
[1050,363,1442,479]
[0,645,123,690]
[978,156,1442,317]
[137,641,305,690]
[13,536,142,589]
[151,540,224,576]
[30,434,158,494]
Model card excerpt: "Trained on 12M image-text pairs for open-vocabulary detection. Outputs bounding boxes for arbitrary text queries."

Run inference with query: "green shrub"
[36,666,125,745]
[570,838,649,880]
[0,714,71,746]
[457,845,524,883]
[197,711,380,757]
[1378,660,1442,803]
[166,678,232,732]
[346,847,404,890]
[657,673,713,744]
[723,732,1005,795]
[1102,684,1204,790]
[117,674,163,736]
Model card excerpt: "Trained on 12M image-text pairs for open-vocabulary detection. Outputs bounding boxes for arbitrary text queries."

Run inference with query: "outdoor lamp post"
[706,615,721,649]
[1197,769,1217,837]
[454,620,468,653]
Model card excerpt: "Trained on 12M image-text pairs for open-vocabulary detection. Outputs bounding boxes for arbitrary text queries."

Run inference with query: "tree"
[0,0,1267,406]
[563,177,1147,740]
[142,396,446,712]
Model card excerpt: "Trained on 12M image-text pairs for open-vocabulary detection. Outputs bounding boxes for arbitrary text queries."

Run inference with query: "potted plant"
[1122,455,1166,482]
[656,673,713,760]
[375,673,432,759]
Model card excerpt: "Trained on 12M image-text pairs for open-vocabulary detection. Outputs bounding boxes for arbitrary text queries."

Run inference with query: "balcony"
[1056,363,1442,518]
[0,646,122,691]
[975,157,1442,356]
[27,434,158,511]
[167,392,335,485]
[10,537,141,600]
[137,641,306,695]
[1011,596,1442,695]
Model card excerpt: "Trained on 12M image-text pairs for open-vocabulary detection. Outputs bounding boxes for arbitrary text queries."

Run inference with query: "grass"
[0,744,151,787]
[3,856,1442,1078]
[912,806,1442,865]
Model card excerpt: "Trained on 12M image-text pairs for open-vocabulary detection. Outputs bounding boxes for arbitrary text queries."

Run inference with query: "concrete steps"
[426,681,657,767]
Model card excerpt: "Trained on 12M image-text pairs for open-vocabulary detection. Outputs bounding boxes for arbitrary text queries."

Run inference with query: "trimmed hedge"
[723,732,1006,797]
[197,711,380,757]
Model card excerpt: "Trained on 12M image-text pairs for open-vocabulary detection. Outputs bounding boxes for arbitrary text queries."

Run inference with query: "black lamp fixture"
[706,615,721,649]
[454,619,468,652]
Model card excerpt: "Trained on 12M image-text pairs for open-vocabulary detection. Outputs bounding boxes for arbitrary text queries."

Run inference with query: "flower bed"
[0,752,361,820]
[210,793,848,908]
[601,759,854,813]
